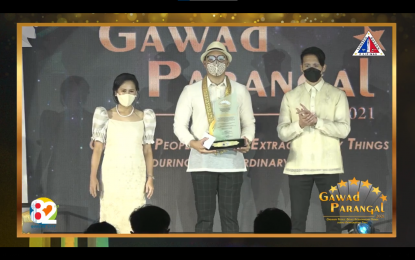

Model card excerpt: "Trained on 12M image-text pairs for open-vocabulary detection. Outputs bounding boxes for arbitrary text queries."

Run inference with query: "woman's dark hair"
[112,73,139,104]
[300,46,326,67]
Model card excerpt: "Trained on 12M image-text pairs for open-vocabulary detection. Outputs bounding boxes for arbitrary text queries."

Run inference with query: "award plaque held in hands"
[202,75,245,151]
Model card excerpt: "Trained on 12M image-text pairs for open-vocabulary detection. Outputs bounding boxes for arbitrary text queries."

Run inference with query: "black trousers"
[288,174,342,233]
[191,171,244,233]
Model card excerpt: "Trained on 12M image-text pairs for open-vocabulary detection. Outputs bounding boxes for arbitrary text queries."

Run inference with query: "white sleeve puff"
[143,109,156,144]
[91,107,109,143]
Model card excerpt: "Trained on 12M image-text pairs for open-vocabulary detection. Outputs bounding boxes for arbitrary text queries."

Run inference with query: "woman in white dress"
[89,73,156,234]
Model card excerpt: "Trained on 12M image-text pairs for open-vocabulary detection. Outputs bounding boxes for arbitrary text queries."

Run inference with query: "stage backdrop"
[22,25,393,233]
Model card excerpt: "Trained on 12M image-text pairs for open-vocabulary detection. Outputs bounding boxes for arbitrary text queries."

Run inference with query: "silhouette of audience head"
[254,207,292,233]
[84,221,117,234]
[129,205,170,234]
[60,76,90,111]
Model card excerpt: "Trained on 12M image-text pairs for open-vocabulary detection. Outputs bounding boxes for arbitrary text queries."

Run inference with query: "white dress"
[91,107,156,234]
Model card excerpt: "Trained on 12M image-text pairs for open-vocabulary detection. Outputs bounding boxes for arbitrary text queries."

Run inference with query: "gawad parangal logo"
[30,197,58,224]
[319,177,387,215]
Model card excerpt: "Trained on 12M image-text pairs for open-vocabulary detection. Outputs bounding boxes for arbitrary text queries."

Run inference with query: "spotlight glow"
[357,222,371,234]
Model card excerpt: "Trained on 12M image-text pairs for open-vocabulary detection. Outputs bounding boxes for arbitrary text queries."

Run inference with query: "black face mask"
[303,67,322,83]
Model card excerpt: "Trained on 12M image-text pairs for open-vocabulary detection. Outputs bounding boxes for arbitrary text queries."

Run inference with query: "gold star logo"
[361,180,372,188]
[330,186,338,193]
[380,194,387,202]
[353,26,386,51]
[338,180,347,188]
[372,187,381,195]
[349,177,359,186]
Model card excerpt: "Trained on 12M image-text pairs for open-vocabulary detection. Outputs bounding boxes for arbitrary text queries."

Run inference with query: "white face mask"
[207,61,226,76]
[117,94,136,107]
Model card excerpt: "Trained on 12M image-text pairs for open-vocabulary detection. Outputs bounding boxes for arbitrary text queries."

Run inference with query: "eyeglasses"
[206,55,227,63]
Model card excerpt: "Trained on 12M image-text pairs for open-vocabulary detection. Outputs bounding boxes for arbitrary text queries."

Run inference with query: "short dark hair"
[112,73,139,104]
[254,208,292,233]
[129,205,170,233]
[84,221,117,234]
[300,46,326,66]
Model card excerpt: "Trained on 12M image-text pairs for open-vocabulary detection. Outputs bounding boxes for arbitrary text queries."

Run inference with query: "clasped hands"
[297,104,318,129]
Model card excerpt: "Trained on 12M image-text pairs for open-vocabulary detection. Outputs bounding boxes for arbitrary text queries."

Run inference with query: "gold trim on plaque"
[212,141,239,147]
